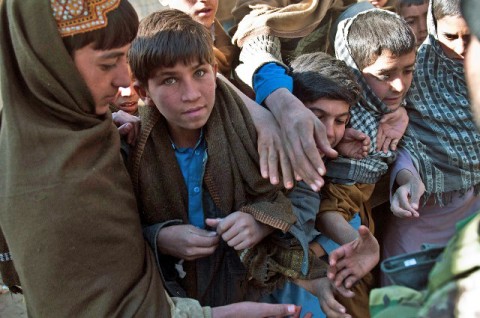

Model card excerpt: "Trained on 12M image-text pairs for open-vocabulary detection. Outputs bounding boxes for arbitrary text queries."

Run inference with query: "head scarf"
[327,8,398,184]
[402,0,480,204]
[0,0,169,315]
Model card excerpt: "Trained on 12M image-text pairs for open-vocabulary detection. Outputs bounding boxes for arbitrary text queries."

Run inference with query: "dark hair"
[291,52,360,106]
[62,0,139,56]
[348,10,416,70]
[433,0,462,21]
[129,9,214,86]
[395,0,428,10]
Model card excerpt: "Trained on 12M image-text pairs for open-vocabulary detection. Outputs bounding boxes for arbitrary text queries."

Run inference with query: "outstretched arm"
[328,225,380,289]
[336,128,371,159]
[265,88,338,191]
[391,169,425,218]
[376,107,409,153]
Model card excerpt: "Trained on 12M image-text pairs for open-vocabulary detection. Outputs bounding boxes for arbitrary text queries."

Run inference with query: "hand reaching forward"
[391,169,425,218]
[328,225,379,289]
[265,89,338,191]
[376,107,409,153]
[294,277,353,318]
[336,128,371,159]
[156,224,219,261]
[212,302,312,318]
[206,212,274,250]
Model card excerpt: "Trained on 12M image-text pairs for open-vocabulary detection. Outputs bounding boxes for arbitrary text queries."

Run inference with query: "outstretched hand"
[391,169,425,218]
[265,89,338,192]
[328,225,379,289]
[336,128,371,159]
[376,107,409,153]
[212,302,312,318]
[294,277,353,318]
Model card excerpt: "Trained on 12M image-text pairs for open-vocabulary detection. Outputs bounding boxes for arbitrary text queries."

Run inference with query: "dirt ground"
[0,283,27,318]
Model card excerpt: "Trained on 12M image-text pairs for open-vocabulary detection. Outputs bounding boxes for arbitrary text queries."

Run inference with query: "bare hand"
[156,224,219,261]
[391,169,425,218]
[212,302,311,318]
[265,89,337,191]
[328,226,379,289]
[294,277,353,318]
[112,110,140,146]
[336,128,371,159]
[216,74,294,189]
[205,212,273,250]
[376,107,409,153]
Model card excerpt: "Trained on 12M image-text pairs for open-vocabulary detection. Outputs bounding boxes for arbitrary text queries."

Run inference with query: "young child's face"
[73,43,131,115]
[113,83,140,115]
[367,0,388,8]
[399,2,428,47]
[437,15,470,61]
[362,49,416,111]
[305,98,350,148]
[168,0,219,28]
[143,60,217,144]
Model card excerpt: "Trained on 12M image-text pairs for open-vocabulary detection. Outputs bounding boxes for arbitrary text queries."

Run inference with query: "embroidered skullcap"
[50,0,121,37]
[461,0,480,39]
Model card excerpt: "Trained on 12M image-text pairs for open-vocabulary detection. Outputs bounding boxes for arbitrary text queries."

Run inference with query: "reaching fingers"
[267,147,280,185]
[278,148,294,189]
[259,143,269,179]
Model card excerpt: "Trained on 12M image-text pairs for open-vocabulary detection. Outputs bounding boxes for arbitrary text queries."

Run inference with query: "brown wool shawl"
[130,79,325,292]
[0,0,169,316]
[231,0,349,47]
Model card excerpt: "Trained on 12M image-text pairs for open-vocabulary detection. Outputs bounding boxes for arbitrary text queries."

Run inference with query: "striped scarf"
[327,9,398,184]
[401,3,480,204]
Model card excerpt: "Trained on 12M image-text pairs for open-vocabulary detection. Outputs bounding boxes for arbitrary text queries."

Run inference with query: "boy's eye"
[377,74,390,81]
[100,64,116,71]
[335,119,347,125]
[163,77,177,85]
[405,18,415,26]
[195,69,206,77]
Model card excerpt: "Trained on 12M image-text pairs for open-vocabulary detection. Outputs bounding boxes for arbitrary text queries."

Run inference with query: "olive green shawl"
[0,0,169,316]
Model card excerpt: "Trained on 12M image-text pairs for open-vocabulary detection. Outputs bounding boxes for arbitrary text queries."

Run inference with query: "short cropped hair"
[62,0,138,56]
[348,10,416,70]
[129,9,214,86]
[433,0,462,20]
[291,52,360,106]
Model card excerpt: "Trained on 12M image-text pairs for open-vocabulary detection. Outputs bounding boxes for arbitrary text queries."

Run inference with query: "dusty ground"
[0,283,27,318]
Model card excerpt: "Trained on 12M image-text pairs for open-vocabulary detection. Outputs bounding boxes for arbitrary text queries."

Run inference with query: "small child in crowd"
[307,7,416,317]
[288,51,381,318]
[395,0,429,47]
[160,0,239,78]
[127,9,328,307]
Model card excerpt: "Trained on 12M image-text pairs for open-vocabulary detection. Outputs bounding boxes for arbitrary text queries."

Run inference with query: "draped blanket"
[328,9,398,184]
[130,79,326,294]
[402,3,480,204]
[0,0,169,316]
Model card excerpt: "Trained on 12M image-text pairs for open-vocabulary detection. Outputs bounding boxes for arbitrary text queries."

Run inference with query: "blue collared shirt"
[172,132,208,229]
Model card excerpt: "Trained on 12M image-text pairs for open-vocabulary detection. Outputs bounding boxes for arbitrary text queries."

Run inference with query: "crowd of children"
[1,0,479,317]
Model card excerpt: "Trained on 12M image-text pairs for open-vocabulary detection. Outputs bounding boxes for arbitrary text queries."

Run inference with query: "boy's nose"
[113,62,131,89]
[182,79,202,102]
[454,39,467,57]
[390,77,405,93]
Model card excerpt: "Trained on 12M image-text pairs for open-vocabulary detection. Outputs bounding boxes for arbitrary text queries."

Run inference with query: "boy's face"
[305,98,350,148]
[399,2,428,47]
[139,60,217,146]
[73,43,131,115]
[168,0,219,28]
[113,83,140,115]
[437,15,470,61]
[362,50,416,111]
[367,0,388,8]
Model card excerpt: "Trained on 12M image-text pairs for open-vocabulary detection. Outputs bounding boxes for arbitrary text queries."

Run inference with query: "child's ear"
[212,63,218,86]
[133,81,154,107]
